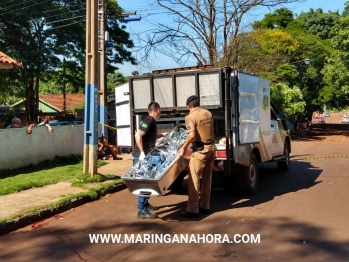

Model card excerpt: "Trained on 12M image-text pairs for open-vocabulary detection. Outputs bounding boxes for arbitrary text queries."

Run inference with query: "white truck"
[116,66,291,194]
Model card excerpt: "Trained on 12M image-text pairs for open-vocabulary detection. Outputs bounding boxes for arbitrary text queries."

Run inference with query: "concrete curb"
[0,183,127,236]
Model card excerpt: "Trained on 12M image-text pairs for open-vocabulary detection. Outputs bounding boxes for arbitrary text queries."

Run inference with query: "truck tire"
[169,171,187,190]
[277,142,290,171]
[237,154,259,194]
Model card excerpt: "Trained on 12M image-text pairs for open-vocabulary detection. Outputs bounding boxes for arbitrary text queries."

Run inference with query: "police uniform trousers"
[186,144,216,213]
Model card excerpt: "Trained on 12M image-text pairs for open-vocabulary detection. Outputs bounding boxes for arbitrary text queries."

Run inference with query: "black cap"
[186,95,199,105]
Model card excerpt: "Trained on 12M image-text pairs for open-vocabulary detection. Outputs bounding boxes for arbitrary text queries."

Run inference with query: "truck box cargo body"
[118,66,291,194]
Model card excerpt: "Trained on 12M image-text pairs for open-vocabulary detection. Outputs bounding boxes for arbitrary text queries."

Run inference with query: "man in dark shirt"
[133,101,162,219]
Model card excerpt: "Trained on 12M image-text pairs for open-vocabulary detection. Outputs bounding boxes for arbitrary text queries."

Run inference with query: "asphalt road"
[1,140,349,261]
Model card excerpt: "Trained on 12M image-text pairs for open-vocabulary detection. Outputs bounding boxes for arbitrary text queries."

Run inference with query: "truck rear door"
[115,83,132,147]
[237,73,260,144]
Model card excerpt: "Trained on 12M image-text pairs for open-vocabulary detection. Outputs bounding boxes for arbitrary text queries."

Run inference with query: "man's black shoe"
[199,208,210,214]
[137,210,158,219]
[180,211,199,218]
[146,203,159,211]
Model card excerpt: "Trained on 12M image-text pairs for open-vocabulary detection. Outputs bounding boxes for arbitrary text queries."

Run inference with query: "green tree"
[107,72,128,96]
[0,0,135,122]
[297,8,341,40]
[342,0,349,17]
[2,108,16,127]
[0,70,23,105]
[247,7,331,116]
[253,8,294,29]
[321,16,349,108]
[270,83,306,123]
[137,0,302,68]
[40,60,85,94]
[0,70,14,104]
[284,18,331,114]
[235,28,299,82]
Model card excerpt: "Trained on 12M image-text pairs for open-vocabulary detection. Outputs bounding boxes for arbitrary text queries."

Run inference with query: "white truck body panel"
[115,82,132,147]
[119,67,289,165]
[257,77,273,159]
[121,66,291,194]
[237,72,260,145]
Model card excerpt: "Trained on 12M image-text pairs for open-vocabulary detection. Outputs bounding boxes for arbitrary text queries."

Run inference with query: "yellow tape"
[98,122,117,130]
[304,154,349,160]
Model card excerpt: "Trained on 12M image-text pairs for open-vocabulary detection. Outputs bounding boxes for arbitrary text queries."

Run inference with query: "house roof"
[39,94,85,112]
[11,94,85,112]
[0,51,21,69]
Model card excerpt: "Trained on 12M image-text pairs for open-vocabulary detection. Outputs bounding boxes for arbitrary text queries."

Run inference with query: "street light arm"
[124,16,141,22]
[121,12,136,17]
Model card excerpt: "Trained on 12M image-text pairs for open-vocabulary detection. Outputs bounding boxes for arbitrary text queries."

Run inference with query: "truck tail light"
[216,150,227,158]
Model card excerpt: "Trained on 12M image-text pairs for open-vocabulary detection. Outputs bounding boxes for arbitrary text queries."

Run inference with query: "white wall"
[0,125,98,171]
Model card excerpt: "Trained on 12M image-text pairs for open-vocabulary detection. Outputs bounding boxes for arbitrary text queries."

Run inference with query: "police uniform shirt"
[133,116,157,157]
[185,107,214,143]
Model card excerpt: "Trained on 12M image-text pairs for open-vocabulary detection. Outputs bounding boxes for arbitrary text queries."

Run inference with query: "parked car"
[286,121,294,131]
[313,116,325,123]
[325,112,330,117]
[341,116,349,123]
[37,119,84,126]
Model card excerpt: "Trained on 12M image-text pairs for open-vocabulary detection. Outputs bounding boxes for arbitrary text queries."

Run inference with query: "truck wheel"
[277,142,290,171]
[237,154,259,194]
[169,171,187,190]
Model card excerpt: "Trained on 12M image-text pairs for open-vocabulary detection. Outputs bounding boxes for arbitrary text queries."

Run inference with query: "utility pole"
[83,0,99,176]
[83,2,140,176]
[63,58,66,116]
[98,0,107,137]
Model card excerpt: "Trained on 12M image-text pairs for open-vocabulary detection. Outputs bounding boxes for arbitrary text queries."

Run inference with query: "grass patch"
[0,179,124,226]
[0,155,125,227]
[72,173,121,188]
[0,155,108,196]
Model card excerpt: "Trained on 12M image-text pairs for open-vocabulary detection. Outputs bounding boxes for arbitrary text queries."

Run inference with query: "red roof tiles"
[0,51,21,69]
[40,93,85,112]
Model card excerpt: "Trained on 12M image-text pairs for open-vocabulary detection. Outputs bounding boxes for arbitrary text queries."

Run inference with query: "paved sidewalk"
[97,153,133,176]
[0,182,86,219]
[0,154,133,233]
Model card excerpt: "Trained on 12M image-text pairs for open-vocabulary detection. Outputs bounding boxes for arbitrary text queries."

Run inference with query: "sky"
[116,0,348,76]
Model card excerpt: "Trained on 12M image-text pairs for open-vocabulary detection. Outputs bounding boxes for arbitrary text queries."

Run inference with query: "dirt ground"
[293,113,349,142]
[2,116,349,222]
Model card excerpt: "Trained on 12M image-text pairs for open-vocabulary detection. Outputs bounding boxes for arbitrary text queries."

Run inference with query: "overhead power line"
[25,8,86,24]
[45,15,85,25]
[0,0,24,7]
[45,20,86,31]
[0,15,86,34]
[43,3,86,13]
[0,1,86,16]
[0,0,53,16]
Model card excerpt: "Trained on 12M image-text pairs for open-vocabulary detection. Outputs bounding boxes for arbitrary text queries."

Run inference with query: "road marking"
[294,154,349,160]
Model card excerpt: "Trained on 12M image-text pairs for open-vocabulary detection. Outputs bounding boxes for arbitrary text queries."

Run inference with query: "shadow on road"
[230,160,322,209]
[159,159,322,221]
[4,159,349,261]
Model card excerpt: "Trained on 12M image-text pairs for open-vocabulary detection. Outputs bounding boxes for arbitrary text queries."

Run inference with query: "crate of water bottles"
[122,126,189,196]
